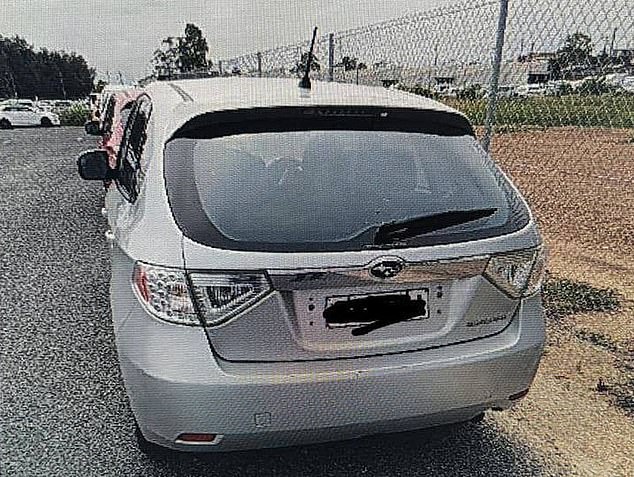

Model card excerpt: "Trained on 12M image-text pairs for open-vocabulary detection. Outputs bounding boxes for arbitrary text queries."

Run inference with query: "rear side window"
[119,102,134,130]
[165,109,529,252]
[116,96,152,203]
[101,96,117,136]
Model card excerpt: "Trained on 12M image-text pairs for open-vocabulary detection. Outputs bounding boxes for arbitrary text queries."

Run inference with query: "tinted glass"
[119,102,133,129]
[166,130,527,251]
[116,96,152,202]
[101,96,117,135]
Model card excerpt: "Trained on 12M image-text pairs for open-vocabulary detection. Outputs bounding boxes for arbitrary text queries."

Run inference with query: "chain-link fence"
[218,0,634,255]
[219,0,634,148]
[221,1,501,88]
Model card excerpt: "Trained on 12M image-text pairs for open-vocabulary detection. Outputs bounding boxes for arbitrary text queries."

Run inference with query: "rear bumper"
[116,295,545,452]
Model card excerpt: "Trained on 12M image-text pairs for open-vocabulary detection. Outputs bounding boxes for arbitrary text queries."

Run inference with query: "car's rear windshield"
[165,111,528,252]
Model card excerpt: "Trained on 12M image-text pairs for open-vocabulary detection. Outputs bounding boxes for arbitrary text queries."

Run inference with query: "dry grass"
[489,127,634,477]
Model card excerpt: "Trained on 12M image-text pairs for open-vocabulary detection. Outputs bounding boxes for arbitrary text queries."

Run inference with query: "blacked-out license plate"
[324,288,429,328]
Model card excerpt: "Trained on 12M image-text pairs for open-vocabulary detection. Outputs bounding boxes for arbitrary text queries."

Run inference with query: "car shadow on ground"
[138,420,553,477]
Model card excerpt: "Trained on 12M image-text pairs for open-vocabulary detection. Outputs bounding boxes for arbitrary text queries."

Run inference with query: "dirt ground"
[490,127,634,477]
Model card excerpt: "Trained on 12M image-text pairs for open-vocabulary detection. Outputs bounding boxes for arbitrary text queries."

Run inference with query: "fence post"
[328,33,335,82]
[257,52,262,77]
[482,0,510,152]
[218,60,223,76]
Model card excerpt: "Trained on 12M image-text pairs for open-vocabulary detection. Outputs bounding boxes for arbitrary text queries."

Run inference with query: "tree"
[560,33,593,64]
[152,23,210,78]
[180,24,209,72]
[338,56,366,72]
[152,38,181,79]
[291,52,321,77]
[337,56,367,84]
[549,32,594,80]
[0,35,93,99]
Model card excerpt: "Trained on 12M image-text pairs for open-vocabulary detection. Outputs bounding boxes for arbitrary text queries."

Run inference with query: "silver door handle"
[101,207,108,218]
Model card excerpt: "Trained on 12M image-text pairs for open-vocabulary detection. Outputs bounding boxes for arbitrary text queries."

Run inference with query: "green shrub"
[456,84,484,100]
[542,274,621,320]
[576,78,619,96]
[556,82,574,96]
[60,103,90,126]
[395,83,438,100]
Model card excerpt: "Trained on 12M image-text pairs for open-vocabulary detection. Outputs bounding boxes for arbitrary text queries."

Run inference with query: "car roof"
[142,77,469,138]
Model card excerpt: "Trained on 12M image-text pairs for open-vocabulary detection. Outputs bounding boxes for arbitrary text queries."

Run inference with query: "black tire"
[135,423,169,457]
[40,117,53,127]
[0,119,12,129]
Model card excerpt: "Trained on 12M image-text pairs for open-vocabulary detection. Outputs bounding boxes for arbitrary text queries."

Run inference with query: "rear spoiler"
[170,106,475,140]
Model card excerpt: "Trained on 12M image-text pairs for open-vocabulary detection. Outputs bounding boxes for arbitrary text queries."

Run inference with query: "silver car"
[77,77,546,453]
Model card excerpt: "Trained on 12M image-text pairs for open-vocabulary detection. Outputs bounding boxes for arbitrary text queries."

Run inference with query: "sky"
[0,0,454,81]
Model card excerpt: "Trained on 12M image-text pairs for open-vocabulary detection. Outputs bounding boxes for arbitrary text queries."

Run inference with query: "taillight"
[484,246,546,298]
[189,273,271,327]
[132,262,199,325]
[132,263,272,327]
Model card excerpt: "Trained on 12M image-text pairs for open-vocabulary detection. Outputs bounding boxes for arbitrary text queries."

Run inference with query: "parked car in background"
[622,76,634,93]
[1,98,36,108]
[77,77,546,454]
[0,104,60,128]
[85,89,142,170]
[39,99,76,114]
[482,84,517,100]
[34,100,55,112]
[516,83,549,98]
[98,85,132,124]
[89,93,101,121]
[53,100,74,110]
[603,73,634,93]
[497,84,518,98]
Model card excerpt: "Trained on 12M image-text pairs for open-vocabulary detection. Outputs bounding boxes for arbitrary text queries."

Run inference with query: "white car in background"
[1,98,36,108]
[516,83,549,98]
[497,85,518,98]
[0,104,60,128]
[606,74,634,93]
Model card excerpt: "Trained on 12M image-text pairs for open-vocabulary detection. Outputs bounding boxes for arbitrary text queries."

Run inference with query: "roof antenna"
[299,27,318,90]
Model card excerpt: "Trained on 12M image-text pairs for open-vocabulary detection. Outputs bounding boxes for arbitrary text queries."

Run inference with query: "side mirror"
[77,149,117,181]
[84,120,101,136]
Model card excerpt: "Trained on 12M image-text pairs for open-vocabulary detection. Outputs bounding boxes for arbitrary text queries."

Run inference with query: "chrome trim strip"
[269,256,489,290]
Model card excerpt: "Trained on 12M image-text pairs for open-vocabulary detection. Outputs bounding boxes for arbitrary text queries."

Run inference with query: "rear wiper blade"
[374,208,497,245]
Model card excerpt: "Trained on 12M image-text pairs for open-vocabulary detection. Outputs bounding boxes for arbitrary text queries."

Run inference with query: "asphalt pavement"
[0,127,563,476]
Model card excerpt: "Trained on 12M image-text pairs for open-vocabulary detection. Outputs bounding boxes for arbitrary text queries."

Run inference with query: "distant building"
[520,52,557,63]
